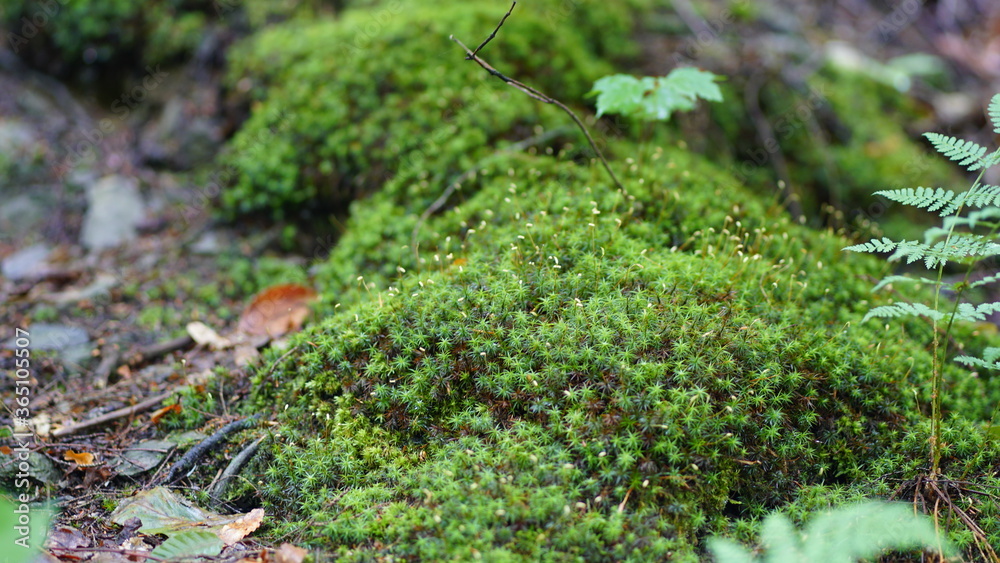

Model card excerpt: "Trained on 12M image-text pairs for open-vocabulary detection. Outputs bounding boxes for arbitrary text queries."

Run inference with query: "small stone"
[1,243,50,281]
[81,175,146,251]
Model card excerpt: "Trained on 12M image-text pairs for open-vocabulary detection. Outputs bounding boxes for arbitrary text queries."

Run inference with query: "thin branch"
[52,390,177,438]
[160,415,261,484]
[469,1,516,59]
[450,8,624,194]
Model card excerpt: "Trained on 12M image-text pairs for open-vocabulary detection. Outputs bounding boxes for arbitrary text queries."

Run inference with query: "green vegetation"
[846,94,1000,478]
[709,501,952,562]
[589,68,724,122]
[2,0,207,70]
[244,142,1000,559]
[220,0,644,219]
[208,1,1000,560]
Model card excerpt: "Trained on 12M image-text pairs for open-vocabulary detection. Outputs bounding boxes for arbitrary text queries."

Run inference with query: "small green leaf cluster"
[220,0,645,219]
[708,501,953,563]
[589,68,723,121]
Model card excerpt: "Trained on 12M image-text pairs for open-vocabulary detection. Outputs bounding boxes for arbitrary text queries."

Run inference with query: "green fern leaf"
[955,301,1000,322]
[924,132,998,171]
[760,512,806,563]
[956,347,1000,370]
[989,93,1000,134]
[803,502,954,563]
[706,538,755,563]
[874,187,959,215]
[843,237,901,254]
[863,302,944,322]
[893,234,1000,269]
[958,183,1000,211]
[969,274,1000,289]
[708,502,954,563]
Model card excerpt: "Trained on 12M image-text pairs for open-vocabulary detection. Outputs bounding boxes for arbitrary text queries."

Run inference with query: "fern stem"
[929,166,990,478]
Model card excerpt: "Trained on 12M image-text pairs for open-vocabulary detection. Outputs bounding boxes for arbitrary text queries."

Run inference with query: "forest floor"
[2,1,1000,561]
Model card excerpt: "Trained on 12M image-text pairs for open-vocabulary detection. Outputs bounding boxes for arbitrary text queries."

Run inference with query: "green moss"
[0,0,336,76]
[241,142,996,558]
[219,0,647,219]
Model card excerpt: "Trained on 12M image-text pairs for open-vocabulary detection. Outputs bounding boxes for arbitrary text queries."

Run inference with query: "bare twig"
[52,390,177,438]
[450,3,624,193]
[48,547,168,562]
[159,415,261,484]
[469,1,516,59]
[209,434,267,504]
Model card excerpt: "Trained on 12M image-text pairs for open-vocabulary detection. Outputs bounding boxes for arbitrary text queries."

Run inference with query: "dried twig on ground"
[159,414,261,484]
[52,390,177,438]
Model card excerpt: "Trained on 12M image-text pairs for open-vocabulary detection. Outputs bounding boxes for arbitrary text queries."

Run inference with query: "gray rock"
[0,194,45,245]
[0,119,37,153]
[81,175,146,251]
[1,243,50,280]
[139,94,223,170]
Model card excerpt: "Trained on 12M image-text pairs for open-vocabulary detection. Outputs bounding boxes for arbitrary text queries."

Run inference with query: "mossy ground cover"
[244,144,1000,559]
[212,1,1000,559]
[220,0,645,220]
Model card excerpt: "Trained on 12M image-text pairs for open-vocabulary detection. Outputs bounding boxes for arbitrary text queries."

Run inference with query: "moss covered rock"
[220,0,645,219]
[241,142,998,559]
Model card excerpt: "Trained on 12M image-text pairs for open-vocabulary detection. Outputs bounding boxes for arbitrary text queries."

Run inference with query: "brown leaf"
[236,284,317,340]
[150,403,182,424]
[0,445,12,455]
[47,525,90,550]
[274,543,309,563]
[217,508,265,545]
[63,450,96,466]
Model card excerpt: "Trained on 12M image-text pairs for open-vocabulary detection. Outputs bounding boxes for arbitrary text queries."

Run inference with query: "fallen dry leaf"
[274,542,309,563]
[63,450,96,466]
[187,321,232,349]
[236,284,317,340]
[217,508,265,545]
[150,403,182,424]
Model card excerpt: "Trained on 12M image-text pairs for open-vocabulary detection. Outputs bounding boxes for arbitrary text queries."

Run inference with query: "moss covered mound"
[245,145,984,559]
[220,0,645,219]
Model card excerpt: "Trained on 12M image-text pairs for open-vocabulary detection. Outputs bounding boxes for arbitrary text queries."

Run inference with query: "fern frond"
[843,237,906,254]
[956,347,1000,370]
[874,187,959,215]
[955,301,1000,322]
[989,93,1000,134]
[872,275,949,293]
[708,502,954,563]
[956,183,1000,212]
[969,274,1000,289]
[924,132,999,171]
[803,502,955,562]
[863,302,944,322]
[897,234,1000,269]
